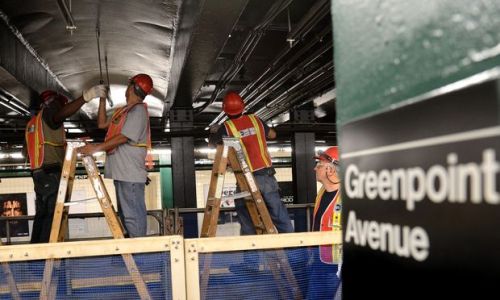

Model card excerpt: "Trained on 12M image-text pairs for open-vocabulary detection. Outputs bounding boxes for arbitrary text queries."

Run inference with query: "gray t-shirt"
[104,104,148,183]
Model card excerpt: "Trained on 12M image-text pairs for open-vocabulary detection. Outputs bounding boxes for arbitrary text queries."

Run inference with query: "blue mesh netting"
[0,252,171,299]
[199,247,341,300]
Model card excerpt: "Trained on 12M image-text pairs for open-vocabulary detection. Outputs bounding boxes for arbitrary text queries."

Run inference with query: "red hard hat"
[130,74,153,98]
[223,92,244,116]
[315,146,339,164]
[40,90,68,106]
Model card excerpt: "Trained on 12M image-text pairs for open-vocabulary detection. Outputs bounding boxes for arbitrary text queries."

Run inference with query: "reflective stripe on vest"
[25,109,65,170]
[313,187,342,264]
[104,103,153,169]
[224,114,272,172]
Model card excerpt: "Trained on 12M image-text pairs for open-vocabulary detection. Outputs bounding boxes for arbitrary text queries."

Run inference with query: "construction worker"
[308,146,342,299]
[25,86,108,243]
[210,91,294,235]
[78,74,153,238]
[209,91,294,274]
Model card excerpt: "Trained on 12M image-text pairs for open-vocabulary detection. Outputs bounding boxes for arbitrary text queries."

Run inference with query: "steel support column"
[290,106,316,232]
[170,108,198,237]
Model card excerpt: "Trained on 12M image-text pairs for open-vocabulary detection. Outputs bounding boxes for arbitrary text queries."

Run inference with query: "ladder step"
[63,197,97,206]
[207,191,251,204]
[221,191,251,201]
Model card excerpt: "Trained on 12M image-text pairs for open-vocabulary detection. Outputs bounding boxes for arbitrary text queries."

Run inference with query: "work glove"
[83,84,107,102]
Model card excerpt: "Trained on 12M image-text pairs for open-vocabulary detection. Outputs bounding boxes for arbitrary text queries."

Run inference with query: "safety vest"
[25,109,65,170]
[104,103,153,169]
[224,114,272,172]
[313,187,342,264]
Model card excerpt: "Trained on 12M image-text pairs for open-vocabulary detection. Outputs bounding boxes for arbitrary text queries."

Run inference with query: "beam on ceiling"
[165,0,249,112]
[0,10,69,106]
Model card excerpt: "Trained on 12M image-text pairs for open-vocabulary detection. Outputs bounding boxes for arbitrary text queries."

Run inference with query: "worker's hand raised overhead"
[83,85,108,102]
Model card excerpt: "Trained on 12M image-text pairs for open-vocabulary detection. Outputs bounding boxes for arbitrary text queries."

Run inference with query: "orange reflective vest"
[25,109,65,170]
[104,103,153,169]
[224,114,272,172]
[313,187,342,264]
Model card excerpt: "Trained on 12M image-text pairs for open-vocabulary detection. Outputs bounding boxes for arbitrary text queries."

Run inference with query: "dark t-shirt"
[42,104,63,130]
[41,104,65,166]
[313,190,338,231]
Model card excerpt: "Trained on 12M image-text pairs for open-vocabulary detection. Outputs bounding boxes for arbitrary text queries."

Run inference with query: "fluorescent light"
[9,152,24,159]
[64,122,78,128]
[268,147,292,153]
[315,146,330,152]
[152,149,171,155]
[198,148,216,154]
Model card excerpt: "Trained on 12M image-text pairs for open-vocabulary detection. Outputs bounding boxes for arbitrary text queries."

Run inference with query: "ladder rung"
[206,197,221,203]
[63,197,97,206]
[254,224,265,230]
[221,191,251,201]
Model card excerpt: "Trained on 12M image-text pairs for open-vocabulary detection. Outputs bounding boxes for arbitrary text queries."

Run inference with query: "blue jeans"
[235,174,294,235]
[114,180,147,238]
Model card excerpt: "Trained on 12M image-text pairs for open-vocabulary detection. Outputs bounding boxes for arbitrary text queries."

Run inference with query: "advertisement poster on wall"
[0,193,29,237]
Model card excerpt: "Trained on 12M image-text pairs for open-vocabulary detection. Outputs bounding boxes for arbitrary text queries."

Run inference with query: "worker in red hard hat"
[308,146,342,299]
[25,84,108,243]
[209,91,294,273]
[214,91,293,234]
[78,74,153,238]
[214,91,293,223]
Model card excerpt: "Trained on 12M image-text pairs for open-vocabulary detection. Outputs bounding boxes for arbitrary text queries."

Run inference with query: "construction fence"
[0,231,340,300]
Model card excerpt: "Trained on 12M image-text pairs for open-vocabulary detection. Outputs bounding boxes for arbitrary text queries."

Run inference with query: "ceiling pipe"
[0,90,30,116]
[56,0,77,33]
[262,77,334,122]
[286,0,330,47]
[256,61,334,120]
[259,63,334,119]
[209,25,332,126]
[243,41,332,112]
[261,76,334,122]
[216,36,332,123]
[270,87,336,123]
[196,0,293,115]
[242,26,332,100]
[0,102,26,116]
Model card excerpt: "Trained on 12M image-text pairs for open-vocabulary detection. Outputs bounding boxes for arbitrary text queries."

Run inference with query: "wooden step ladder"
[39,140,151,300]
[200,138,302,300]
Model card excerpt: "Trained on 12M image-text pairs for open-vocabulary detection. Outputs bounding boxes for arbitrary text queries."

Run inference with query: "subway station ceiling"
[0,0,335,149]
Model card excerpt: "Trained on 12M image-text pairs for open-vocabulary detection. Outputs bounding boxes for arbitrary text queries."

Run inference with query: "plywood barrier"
[0,232,339,299]
[184,231,341,300]
[0,236,186,300]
